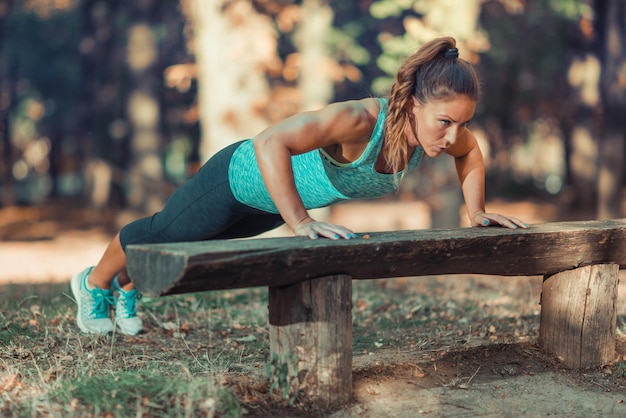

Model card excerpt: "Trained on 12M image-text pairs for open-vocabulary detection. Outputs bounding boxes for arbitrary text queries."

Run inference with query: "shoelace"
[118,290,141,318]
[89,288,116,319]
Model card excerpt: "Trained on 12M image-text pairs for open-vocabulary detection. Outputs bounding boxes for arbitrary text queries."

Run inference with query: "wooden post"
[268,275,352,408]
[539,264,618,368]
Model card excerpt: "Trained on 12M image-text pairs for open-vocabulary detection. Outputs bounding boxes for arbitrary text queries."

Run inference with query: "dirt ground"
[2,198,626,417]
[333,342,626,418]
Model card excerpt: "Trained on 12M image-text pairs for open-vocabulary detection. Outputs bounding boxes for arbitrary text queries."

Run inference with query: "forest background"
[1,0,625,231]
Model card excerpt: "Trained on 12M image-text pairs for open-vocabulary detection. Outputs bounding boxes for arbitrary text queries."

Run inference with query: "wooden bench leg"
[539,263,618,368]
[268,275,352,408]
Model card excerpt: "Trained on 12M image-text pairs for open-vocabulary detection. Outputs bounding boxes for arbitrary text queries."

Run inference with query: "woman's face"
[408,95,476,157]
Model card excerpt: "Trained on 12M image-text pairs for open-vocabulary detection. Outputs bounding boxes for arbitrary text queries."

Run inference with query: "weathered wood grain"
[539,264,618,368]
[268,275,352,408]
[126,219,626,296]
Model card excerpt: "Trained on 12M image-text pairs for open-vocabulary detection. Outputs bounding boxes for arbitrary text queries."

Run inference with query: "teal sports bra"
[228,98,424,214]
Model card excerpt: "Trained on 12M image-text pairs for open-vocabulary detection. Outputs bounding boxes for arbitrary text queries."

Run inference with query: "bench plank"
[127,219,626,296]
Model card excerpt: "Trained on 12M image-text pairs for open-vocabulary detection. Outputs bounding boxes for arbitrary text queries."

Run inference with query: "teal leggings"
[119,141,284,251]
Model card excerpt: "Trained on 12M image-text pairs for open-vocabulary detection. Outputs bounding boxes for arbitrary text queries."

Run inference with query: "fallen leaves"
[0,374,24,394]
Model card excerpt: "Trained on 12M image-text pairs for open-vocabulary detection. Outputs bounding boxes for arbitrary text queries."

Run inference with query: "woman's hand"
[472,212,529,229]
[294,218,358,240]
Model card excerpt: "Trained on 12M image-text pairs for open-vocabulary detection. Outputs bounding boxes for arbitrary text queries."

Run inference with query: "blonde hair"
[384,36,480,181]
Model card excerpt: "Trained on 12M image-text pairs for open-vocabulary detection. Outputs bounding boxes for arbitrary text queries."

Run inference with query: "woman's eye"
[439,120,450,126]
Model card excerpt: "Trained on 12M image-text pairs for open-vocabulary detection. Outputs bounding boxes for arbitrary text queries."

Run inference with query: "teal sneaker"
[70,267,115,334]
[112,277,144,335]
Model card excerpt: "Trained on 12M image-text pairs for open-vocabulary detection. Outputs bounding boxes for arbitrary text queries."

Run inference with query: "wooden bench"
[126,219,626,408]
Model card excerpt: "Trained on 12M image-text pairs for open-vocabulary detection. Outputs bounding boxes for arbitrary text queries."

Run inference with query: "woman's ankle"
[86,275,111,290]
[87,267,114,290]
[116,270,135,291]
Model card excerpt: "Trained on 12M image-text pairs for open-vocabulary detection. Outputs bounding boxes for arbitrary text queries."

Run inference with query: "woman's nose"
[445,127,459,145]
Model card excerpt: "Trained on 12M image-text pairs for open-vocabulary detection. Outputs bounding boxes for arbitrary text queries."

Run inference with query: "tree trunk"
[77,0,101,206]
[294,0,334,111]
[423,0,481,40]
[78,0,128,210]
[0,71,15,208]
[596,0,626,219]
[189,0,277,161]
[562,45,601,215]
[0,0,16,207]
[568,107,599,215]
[598,124,624,219]
[124,1,165,213]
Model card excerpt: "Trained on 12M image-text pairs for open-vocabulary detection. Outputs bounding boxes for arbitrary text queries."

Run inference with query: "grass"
[46,370,244,417]
[3,274,621,416]
[0,286,267,417]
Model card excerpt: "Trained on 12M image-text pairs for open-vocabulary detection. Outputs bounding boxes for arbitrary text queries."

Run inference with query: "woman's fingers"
[295,221,357,240]
[481,214,530,229]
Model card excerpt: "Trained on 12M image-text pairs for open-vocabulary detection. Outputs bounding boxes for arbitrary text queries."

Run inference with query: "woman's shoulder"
[293,98,383,147]
[336,97,382,114]
[322,98,382,127]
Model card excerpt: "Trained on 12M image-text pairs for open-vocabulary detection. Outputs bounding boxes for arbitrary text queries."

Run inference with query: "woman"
[71,36,528,335]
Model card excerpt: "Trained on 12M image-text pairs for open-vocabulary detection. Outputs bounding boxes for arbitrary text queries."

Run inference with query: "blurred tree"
[78,0,191,213]
[294,0,334,111]
[595,0,626,219]
[1,1,82,205]
[78,0,122,211]
[0,0,16,207]
[560,9,599,216]
[186,0,278,161]
[123,0,167,214]
[479,0,592,212]
[325,0,373,101]
[5,0,615,223]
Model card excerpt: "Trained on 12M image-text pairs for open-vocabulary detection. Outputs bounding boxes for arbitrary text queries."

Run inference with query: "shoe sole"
[114,310,144,336]
[116,324,144,336]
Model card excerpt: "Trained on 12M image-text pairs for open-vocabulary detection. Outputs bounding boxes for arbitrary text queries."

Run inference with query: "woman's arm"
[450,131,528,229]
[253,99,378,239]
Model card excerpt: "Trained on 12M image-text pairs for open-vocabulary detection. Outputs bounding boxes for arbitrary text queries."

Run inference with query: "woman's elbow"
[253,135,292,166]
[253,135,275,157]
